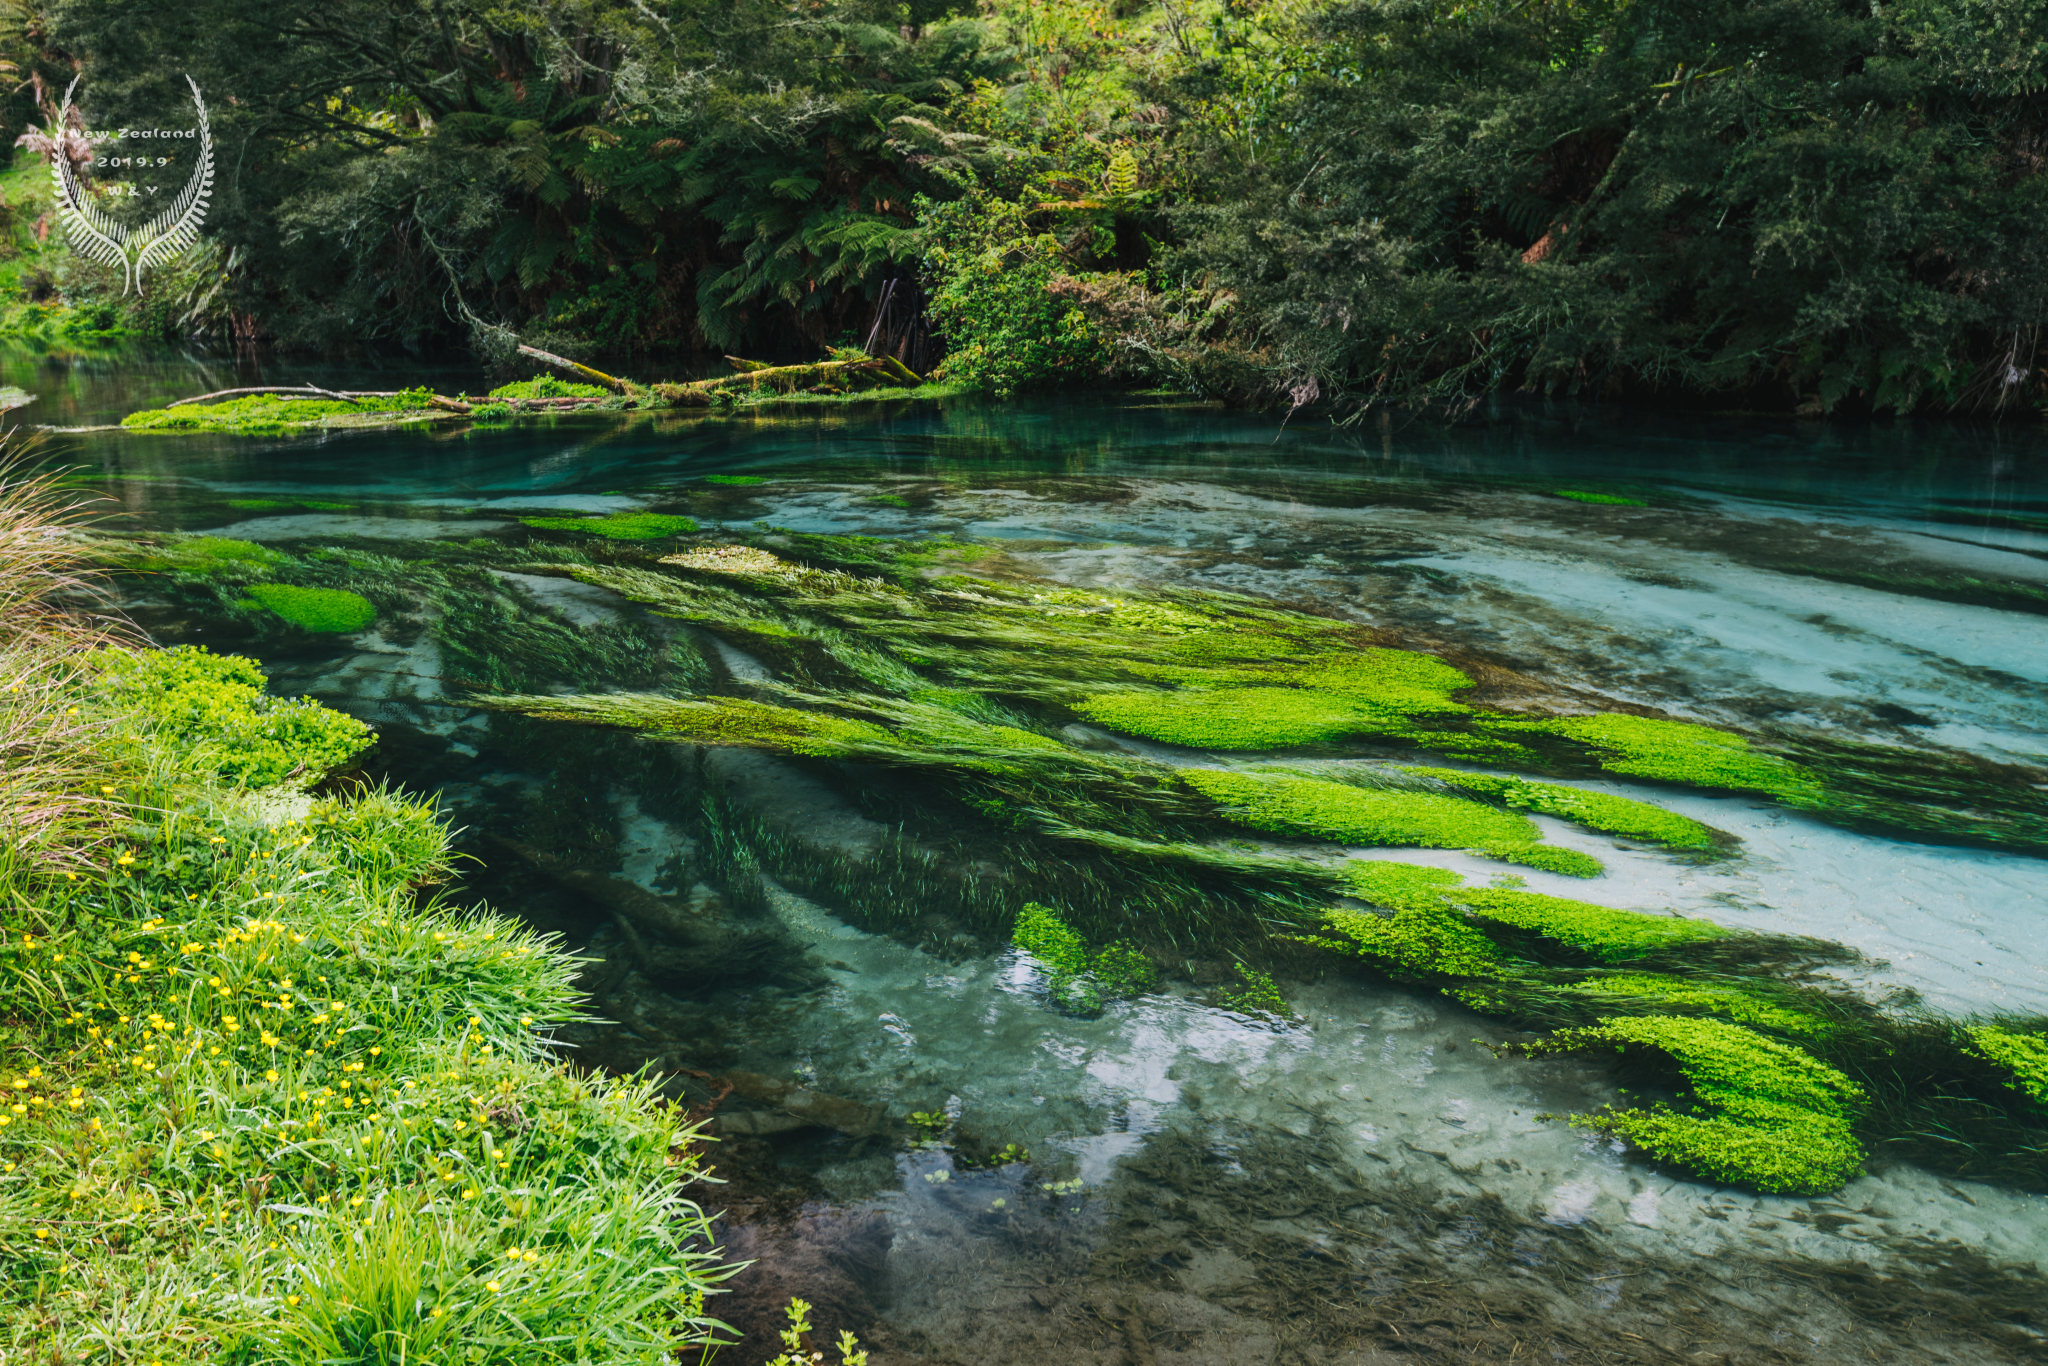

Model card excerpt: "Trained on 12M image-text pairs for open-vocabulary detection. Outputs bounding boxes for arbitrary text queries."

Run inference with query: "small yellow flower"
[485,1280,501,1292]
[287,1295,300,1306]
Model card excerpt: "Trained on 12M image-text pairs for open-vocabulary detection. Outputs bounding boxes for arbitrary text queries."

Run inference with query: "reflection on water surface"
[39,358,2048,1364]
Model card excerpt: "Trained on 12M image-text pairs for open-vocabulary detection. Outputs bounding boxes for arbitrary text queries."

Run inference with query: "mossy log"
[516,342,634,394]
[652,355,921,406]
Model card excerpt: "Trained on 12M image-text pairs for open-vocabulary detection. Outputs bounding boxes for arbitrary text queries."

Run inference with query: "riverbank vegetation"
[0,461,734,1362]
[10,0,2048,417]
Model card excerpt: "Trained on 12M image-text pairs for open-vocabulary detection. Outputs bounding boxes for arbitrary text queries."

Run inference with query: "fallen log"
[166,384,372,408]
[516,343,634,395]
[652,356,919,404]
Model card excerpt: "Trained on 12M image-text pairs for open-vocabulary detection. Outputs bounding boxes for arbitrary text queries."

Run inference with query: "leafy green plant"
[95,646,374,788]
[765,1297,867,1366]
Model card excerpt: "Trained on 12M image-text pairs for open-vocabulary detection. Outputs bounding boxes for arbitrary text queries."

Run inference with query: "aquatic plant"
[1012,902,1155,1013]
[1451,888,1724,961]
[1218,964,1293,1019]
[1079,687,1386,749]
[1554,491,1648,506]
[95,645,373,788]
[1560,973,1830,1037]
[765,1296,868,1366]
[1511,715,1822,799]
[519,512,699,540]
[1966,1027,2048,1107]
[1183,769,1598,874]
[1309,900,1506,978]
[1511,1016,1866,1195]
[1401,767,1721,850]
[703,475,768,485]
[245,583,379,633]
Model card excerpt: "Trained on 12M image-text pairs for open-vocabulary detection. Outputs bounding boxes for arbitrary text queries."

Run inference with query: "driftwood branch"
[516,343,633,394]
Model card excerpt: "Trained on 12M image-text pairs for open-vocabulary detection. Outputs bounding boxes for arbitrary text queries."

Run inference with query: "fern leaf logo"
[47,73,213,296]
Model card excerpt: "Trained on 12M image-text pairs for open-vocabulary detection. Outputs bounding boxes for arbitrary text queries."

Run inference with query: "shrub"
[95,646,374,788]
[919,191,1117,396]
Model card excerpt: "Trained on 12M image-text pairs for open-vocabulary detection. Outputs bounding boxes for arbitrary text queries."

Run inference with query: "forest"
[5,0,2048,416]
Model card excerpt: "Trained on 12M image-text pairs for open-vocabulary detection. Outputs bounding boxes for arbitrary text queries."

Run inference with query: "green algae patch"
[246,584,378,633]
[1079,687,1381,748]
[1564,973,1830,1037]
[1185,769,1598,872]
[1554,490,1648,506]
[1514,1016,1866,1195]
[1315,862,1506,976]
[225,498,295,511]
[1452,888,1725,960]
[477,692,890,757]
[1403,767,1721,849]
[1013,902,1155,1013]
[1516,714,1822,799]
[520,512,699,540]
[120,390,442,434]
[1966,1026,2048,1107]
[704,474,769,485]
[1187,768,1536,847]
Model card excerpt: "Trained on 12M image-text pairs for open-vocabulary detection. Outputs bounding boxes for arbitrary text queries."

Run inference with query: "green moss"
[1013,902,1090,979]
[1451,888,1724,960]
[1564,973,1830,1036]
[1403,767,1720,849]
[120,390,441,434]
[225,499,295,511]
[1965,1026,2048,1106]
[1312,901,1506,977]
[1343,860,1469,908]
[246,584,378,634]
[1489,843,1607,877]
[519,512,699,540]
[703,475,768,485]
[1078,687,1380,749]
[477,693,891,757]
[94,646,374,788]
[1092,941,1157,997]
[1515,714,1822,799]
[1518,1015,1866,1194]
[1555,490,1648,506]
[490,375,608,399]
[1013,903,1157,1013]
[1079,647,1472,750]
[1185,769,1593,877]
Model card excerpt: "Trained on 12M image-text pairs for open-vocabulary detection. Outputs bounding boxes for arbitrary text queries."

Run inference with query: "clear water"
[29,348,2048,1363]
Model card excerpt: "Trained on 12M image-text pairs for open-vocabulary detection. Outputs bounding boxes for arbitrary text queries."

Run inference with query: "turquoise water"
[32,355,2048,1364]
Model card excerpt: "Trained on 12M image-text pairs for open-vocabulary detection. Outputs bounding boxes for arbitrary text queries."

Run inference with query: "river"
[23,344,2048,1365]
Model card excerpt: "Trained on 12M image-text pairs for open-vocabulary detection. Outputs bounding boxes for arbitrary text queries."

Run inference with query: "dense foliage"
[9,0,2048,412]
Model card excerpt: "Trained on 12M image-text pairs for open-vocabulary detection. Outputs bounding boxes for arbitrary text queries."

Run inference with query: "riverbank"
[0,462,734,1363]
